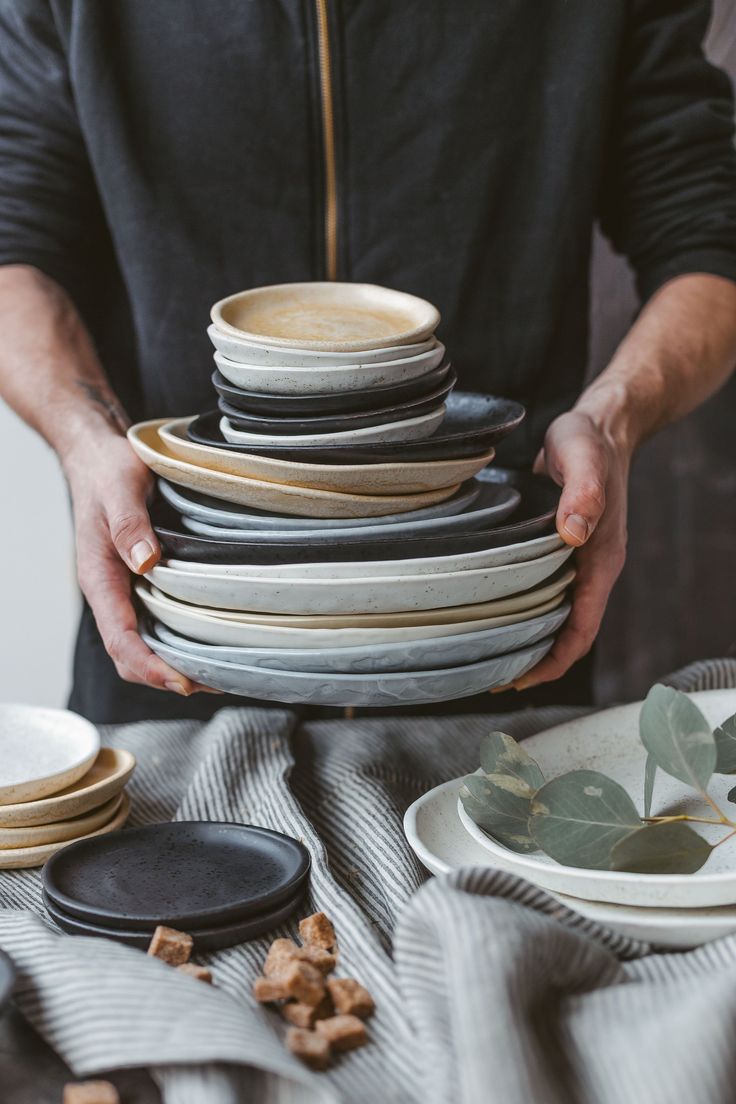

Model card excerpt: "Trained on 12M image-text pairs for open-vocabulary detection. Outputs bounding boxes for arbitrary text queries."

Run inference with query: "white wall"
[0,402,78,706]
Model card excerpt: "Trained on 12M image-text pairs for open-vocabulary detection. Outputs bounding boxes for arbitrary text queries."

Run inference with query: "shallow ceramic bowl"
[147,552,574,616]
[211,281,440,352]
[157,419,491,496]
[0,748,135,828]
[128,420,459,518]
[208,322,436,368]
[0,793,130,870]
[0,793,124,849]
[219,404,446,446]
[0,705,100,805]
[211,361,452,414]
[152,602,571,675]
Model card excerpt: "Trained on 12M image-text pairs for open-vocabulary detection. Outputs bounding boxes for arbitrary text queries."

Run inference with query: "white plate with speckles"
[404,777,736,949]
[455,689,736,909]
[0,705,100,805]
[219,406,446,447]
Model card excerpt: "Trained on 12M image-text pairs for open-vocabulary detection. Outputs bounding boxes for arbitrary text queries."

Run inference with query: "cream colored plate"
[0,793,130,870]
[127,420,459,518]
[0,793,124,848]
[158,418,493,495]
[211,281,440,351]
[0,749,135,828]
[0,705,100,804]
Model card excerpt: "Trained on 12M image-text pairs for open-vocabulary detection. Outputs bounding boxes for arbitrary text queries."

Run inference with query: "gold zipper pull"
[315,0,338,281]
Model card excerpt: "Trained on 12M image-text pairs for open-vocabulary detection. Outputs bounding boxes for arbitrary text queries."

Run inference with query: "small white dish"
[148,546,574,615]
[404,778,736,949]
[219,405,446,446]
[456,689,736,909]
[211,339,445,389]
[0,705,100,805]
[211,282,440,352]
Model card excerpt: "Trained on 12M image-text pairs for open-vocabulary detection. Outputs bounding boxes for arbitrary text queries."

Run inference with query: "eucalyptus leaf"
[643,753,657,818]
[610,822,712,875]
[479,731,545,790]
[529,769,641,869]
[714,714,736,775]
[460,772,538,854]
[639,684,716,793]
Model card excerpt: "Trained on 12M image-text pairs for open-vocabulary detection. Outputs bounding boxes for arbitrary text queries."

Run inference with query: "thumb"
[544,426,608,547]
[105,487,161,574]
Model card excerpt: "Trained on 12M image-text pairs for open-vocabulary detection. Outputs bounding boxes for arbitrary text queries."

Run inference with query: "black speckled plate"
[43,821,310,931]
[212,361,453,416]
[0,949,15,1012]
[42,885,305,951]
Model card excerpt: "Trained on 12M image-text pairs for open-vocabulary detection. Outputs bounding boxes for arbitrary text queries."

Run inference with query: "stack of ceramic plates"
[128,281,576,706]
[404,689,736,949]
[42,822,310,951]
[0,705,134,869]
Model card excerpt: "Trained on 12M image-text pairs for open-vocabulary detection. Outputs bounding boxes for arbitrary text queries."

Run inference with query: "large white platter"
[404,778,736,949]
[143,634,554,708]
[137,582,567,650]
[219,406,445,446]
[0,705,100,805]
[148,546,574,615]
[152,602,570,675]
[456,689,736,909]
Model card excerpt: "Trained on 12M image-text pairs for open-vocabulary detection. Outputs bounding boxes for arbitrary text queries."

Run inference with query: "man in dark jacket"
[0,0,735,722]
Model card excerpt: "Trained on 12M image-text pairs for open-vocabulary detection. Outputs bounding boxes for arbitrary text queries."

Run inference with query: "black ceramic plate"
[0,949,15,1013]
[212,361,453,416]
[217,374,454,435]
[43,821,310,931]
[42,886,305,952]
[189,391,525,462]
[151,469,559,566]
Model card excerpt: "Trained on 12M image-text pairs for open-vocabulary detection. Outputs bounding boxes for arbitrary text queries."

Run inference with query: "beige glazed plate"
[0,748,135,828]
[211,282,440,352]
[128,420,459,518]
[0,793,124,849]
[0,792,130,870]
[158,418,493,495]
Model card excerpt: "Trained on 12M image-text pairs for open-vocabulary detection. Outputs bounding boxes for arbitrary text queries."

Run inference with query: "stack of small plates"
[0,705,134,869]
[404,689,736,949]
[128,281,576,706]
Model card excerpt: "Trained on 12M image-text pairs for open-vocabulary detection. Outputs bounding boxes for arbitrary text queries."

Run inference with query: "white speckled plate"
[456,689,736,909]
[404,778,736,949]
[219,406,446,446]
[0,705,100,805]
[142,634,555,708]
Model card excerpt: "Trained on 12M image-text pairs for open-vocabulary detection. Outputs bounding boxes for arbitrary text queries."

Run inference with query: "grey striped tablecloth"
[1,657,735,1104]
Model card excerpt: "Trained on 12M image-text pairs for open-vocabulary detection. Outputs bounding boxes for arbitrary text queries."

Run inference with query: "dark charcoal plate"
[212,361,453,416]
[189,391,525,462]
[217,373,454,435]
[0,949,15,1013]
[42,886,305,952]
[152,468,559,565]
[43,821,310,931]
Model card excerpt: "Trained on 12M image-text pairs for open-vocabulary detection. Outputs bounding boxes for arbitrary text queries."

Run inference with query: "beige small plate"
[0,792,130,870]
[128,420,459,518]
[158,418,494,495]
[0,793,124,849]
[211,282,440,352]
[0,749,135,828]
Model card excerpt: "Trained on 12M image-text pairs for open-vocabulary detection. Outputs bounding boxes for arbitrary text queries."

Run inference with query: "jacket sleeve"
[0,0,98,293]
[598,0,736,301]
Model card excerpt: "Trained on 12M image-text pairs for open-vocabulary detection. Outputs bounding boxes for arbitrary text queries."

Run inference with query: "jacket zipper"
[314,0,339,280]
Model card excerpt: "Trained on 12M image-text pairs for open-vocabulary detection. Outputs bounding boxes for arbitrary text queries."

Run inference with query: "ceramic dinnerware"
[0,704,100,805]
[0,749,135,829]
[211,281,440,352]
[0,793,130,870]
[208,323,437,368]
[0,793,124,849]
[219,405,446,446]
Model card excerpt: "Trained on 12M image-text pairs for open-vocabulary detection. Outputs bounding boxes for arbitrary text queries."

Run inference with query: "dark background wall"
[591,1,736,702]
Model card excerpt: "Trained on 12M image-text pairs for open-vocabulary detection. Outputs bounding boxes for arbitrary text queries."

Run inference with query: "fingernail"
[164,679,190,696]
[131,540,156,573]
[489,683,513,695]
[513,677,532,692]
[562,514,588,544]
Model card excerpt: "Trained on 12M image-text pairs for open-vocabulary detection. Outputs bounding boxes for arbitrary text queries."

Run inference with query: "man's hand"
[511,410,630,691]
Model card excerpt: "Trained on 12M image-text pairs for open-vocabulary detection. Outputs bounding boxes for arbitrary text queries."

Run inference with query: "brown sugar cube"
[253,975,288,1003]
[281,994,333,1029]
[326,977,375,1019]
[147,925,193,966]
[63,1082,120,1104]
[177,963,213,984]
[286,1026,331,1071]
[263,937,300,977]
[315,1014,368,1053]
[299,912,336,951]
[299,945,337,974]
[281,959,325,1005]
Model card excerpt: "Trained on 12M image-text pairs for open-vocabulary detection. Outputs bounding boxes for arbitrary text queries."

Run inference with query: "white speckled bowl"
[219,406,446,447]
[0,705,100,805]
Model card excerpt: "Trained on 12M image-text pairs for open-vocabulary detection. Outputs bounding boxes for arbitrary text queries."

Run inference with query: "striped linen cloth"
[0,656,735,1104]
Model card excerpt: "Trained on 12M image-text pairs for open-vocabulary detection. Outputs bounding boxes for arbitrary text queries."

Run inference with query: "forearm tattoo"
[75,379,130,435]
